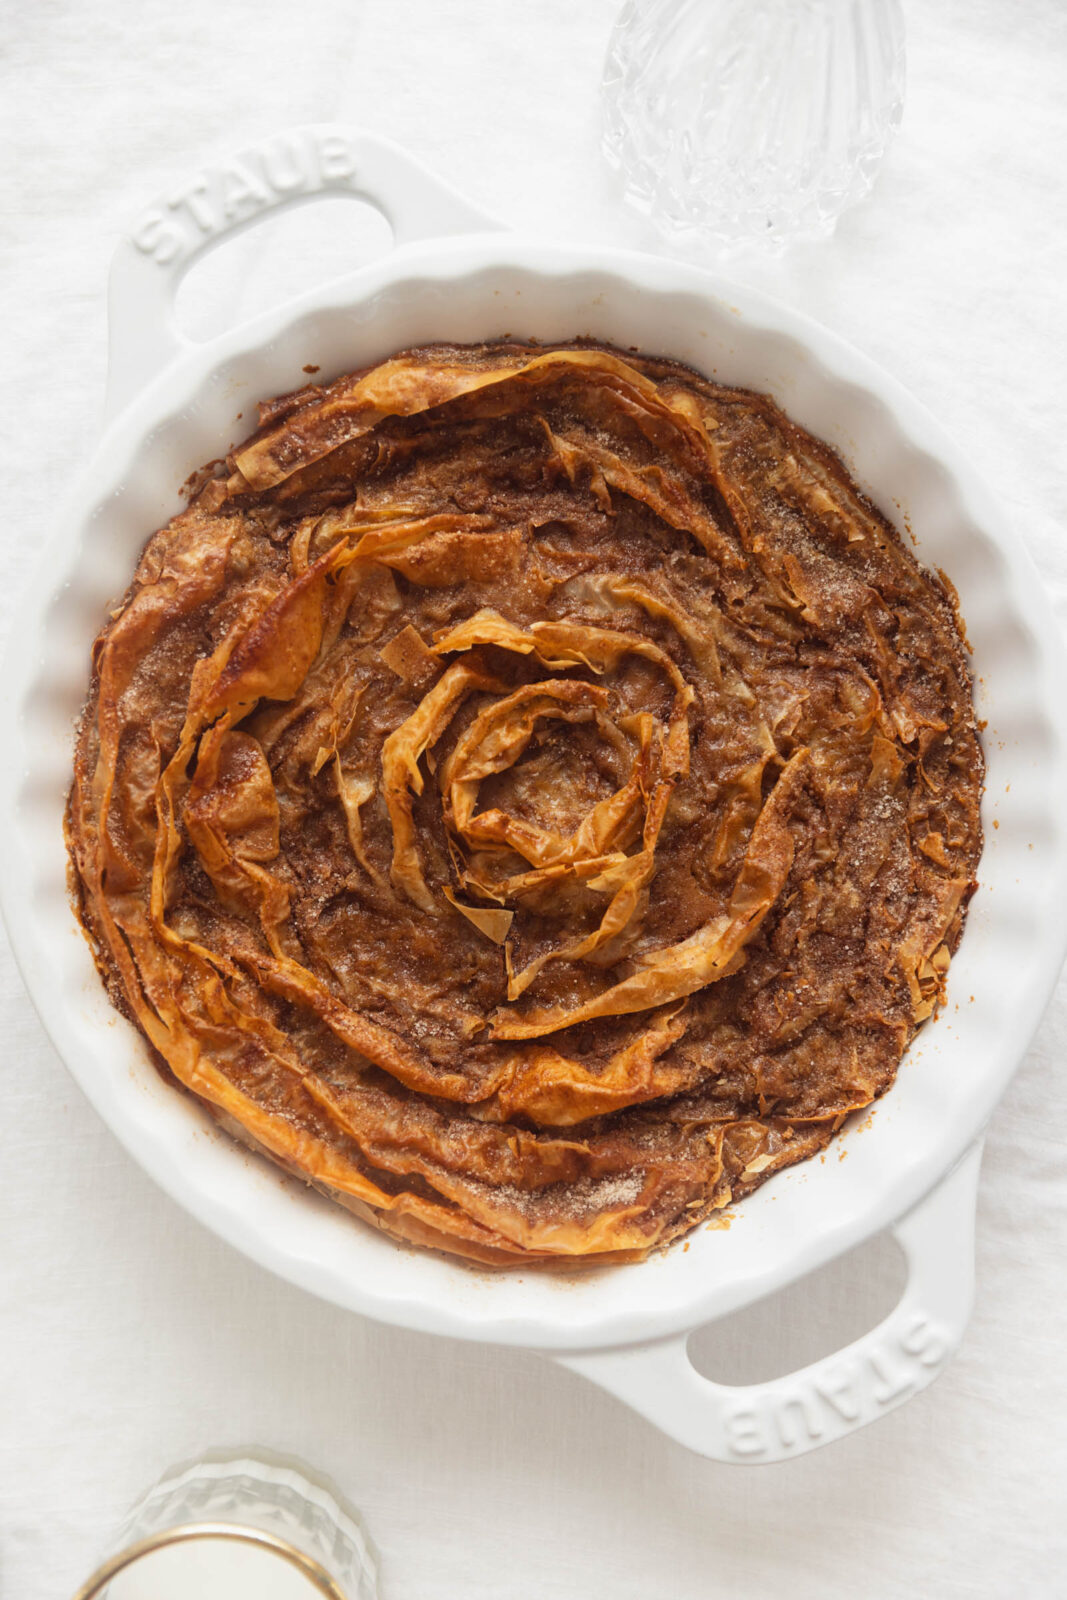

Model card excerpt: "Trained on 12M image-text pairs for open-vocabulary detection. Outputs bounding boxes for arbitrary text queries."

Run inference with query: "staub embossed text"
[724,1312,950,1458]
[132,131,361,267]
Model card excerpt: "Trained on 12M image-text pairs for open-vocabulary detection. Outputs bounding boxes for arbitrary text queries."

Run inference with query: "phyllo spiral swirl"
[67,342,983,1265]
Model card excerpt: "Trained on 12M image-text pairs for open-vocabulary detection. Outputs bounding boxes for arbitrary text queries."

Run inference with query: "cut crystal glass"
[602,0,906,252]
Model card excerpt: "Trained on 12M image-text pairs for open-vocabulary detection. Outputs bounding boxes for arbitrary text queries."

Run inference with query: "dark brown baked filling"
[66,341,983,1265]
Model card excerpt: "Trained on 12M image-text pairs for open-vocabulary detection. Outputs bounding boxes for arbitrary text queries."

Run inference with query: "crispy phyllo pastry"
[67,342,983,1266]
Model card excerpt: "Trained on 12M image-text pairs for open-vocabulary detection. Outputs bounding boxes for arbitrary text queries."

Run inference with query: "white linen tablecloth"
[2,2,1065,1595]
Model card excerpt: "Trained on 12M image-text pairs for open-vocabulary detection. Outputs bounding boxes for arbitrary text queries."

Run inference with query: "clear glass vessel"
[72,1453,378,1600]
[602,0,906,253]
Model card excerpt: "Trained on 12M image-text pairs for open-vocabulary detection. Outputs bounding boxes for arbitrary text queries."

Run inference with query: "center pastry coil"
[67,343,983,1265]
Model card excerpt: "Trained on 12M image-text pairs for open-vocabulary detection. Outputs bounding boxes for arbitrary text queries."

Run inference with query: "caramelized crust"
[66,341,983,1266]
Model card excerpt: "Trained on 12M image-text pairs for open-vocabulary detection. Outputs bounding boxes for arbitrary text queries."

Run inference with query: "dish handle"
[556,1140,983,1462]
[105,125,505,423]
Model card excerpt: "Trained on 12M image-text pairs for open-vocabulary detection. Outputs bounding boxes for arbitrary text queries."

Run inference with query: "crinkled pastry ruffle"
[66,342,983,1266]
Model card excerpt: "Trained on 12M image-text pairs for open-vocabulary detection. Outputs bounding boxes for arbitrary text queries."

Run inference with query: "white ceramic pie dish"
[3,127,1065,1463]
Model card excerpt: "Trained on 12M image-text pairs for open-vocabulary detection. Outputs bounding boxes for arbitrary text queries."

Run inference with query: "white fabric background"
[2,2,1066,1596]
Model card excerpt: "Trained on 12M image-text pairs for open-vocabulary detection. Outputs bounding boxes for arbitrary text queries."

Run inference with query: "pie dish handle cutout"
[555,1139,983,1462]
[104,124,506,423]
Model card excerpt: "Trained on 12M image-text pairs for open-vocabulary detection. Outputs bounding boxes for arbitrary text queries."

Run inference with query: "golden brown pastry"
[67,342,983,1266]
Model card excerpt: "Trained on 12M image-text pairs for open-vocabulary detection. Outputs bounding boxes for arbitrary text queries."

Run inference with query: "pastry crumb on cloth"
[66,341,983,1267]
